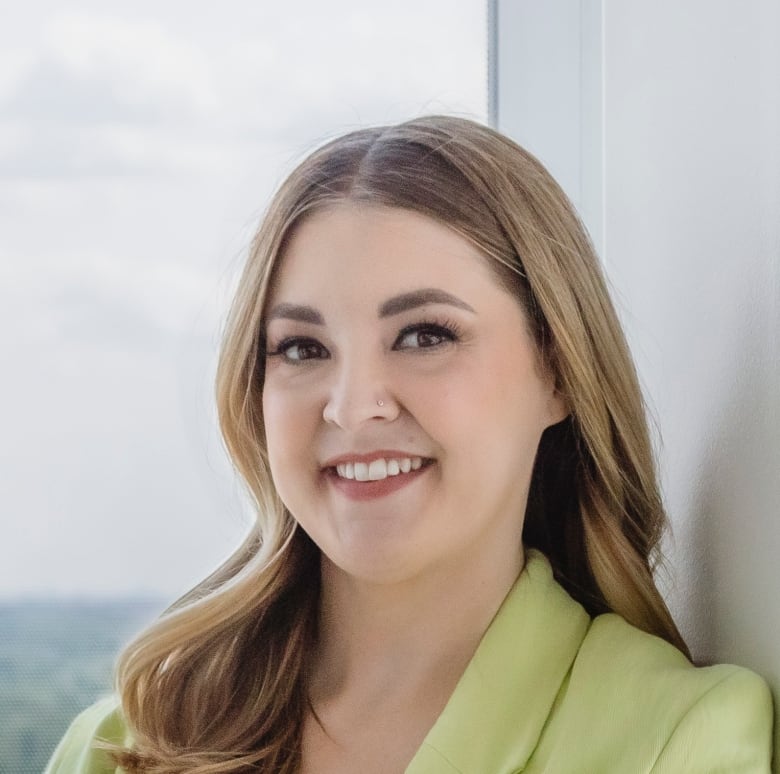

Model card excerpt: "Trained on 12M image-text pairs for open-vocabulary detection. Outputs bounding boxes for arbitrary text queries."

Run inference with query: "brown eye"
[267,338,328,362]
[394,323,459,350]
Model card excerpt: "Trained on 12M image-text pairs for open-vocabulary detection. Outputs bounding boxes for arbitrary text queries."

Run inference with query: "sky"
[0,1,487,598]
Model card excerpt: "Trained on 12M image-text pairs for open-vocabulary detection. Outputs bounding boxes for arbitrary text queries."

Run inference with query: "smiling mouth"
[323,458,435,501]
[331,456,434,482]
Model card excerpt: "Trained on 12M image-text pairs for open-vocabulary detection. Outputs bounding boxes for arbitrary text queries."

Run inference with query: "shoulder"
[44,696,131,774]
[536,613,773,772]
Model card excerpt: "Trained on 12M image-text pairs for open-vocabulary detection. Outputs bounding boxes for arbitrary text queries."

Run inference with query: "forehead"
[266,204,504,309]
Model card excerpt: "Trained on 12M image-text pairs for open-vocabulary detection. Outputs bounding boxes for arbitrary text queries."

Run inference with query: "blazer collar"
[405,550,591,773]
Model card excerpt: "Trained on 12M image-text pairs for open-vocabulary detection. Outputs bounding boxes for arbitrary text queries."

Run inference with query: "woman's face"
[262,204,566,585]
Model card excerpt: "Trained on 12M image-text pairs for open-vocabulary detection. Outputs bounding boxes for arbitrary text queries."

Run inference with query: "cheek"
[434,353,548,461]
[261,384,311,472]
[261,388,320,520]
[261,388,282,448]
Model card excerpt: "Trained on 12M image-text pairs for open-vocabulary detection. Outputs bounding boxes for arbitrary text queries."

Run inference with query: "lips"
[323,456,435,501]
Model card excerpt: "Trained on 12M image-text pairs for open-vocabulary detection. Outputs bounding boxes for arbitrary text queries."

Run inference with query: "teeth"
[334,456,425,481]
[368,459,387,480]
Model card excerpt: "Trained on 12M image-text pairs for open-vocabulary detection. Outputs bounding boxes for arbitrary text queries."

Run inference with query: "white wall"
[493,0,779,758]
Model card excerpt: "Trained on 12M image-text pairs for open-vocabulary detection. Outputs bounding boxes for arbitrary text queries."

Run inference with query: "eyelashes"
[264,337,328,363]
[264,318,463,364]
[395,319,463,350]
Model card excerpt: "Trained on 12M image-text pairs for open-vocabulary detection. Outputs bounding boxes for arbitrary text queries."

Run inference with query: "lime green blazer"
[45,551,773,773]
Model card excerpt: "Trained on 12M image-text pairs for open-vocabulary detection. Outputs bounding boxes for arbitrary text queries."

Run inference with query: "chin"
[323,544,428,586]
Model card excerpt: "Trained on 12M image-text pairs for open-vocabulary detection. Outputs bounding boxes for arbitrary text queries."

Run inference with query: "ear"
[535,345,569,428]
[545,388,570,427]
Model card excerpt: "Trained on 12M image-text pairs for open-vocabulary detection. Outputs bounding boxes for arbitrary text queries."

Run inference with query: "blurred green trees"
[0,599,162,774]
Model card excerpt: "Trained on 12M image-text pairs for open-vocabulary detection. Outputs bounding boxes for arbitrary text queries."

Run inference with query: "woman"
[46,116,772,773]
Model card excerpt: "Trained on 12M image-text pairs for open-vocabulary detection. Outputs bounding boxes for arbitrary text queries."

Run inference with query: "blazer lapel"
[405,550,591,774]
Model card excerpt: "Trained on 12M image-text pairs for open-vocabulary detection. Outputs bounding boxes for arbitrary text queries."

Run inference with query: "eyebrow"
[378,288,476,317]
[265,302,324,325]
[265,288,475,325]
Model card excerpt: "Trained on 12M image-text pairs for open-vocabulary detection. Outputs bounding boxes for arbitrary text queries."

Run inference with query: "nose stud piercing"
[377,400,384,407]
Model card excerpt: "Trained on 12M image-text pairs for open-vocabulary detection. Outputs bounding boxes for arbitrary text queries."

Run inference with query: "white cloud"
[40,13,216,122]
[222,1,486,143]
[0,0,487,596]
[0,4,487,183]
[0,12,224,180]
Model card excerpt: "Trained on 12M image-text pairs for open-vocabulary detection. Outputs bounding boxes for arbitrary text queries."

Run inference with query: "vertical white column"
[490,0,604,257]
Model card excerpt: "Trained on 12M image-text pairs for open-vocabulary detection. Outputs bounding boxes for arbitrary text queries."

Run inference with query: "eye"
[394,321,461,350]
[265,337,328,363]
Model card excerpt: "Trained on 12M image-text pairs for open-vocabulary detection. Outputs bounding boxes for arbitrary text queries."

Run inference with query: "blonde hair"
[112,115,687,772]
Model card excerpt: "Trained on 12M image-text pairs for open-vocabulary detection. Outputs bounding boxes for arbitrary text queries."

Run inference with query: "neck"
[309,546,525,707]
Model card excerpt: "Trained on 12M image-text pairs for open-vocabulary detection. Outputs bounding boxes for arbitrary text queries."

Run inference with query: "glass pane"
[0,3,487,772]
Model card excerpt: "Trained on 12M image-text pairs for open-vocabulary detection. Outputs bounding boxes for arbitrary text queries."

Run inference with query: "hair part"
[112,115,687,772]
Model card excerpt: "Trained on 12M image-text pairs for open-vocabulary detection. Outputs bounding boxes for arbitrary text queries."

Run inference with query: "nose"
[322,355,399,429]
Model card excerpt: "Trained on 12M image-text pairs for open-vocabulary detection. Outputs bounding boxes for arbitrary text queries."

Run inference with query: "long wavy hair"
[112,115,688,773]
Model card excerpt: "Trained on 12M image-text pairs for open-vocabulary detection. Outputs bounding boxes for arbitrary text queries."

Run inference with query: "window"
[0,3,487,771]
